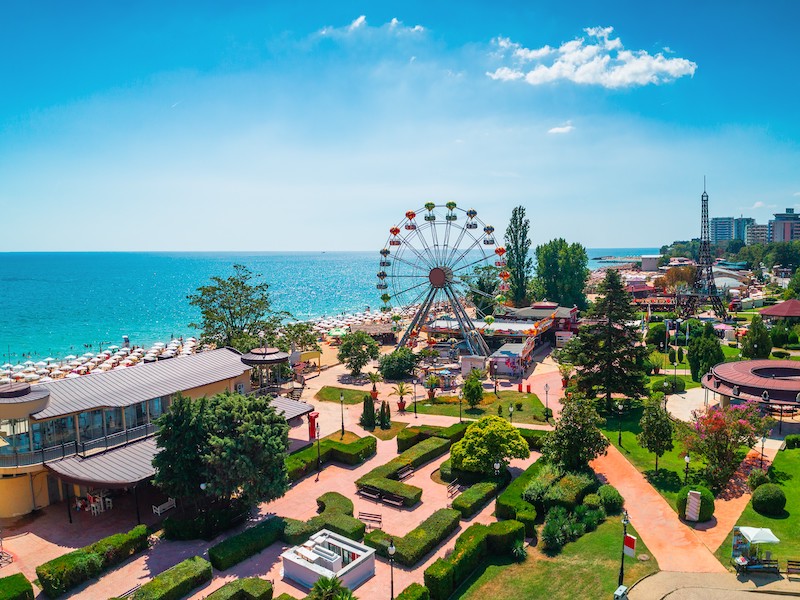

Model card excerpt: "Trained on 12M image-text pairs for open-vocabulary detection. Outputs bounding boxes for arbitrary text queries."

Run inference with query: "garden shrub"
[205,577,273,600]
[496,461,541,536]
[357,437,450,506]
[396,583,430,600]
[652,377,686,395]
[0,573,34,600]
[772,350,790,359]
[274,596,300,600]
[751,483,787,516]
[423,520,524,600]
[583,493,602,510]
[452,481,500,518]
[516,427,547,450]
[163,500,249,541]
[597,484,624,515]
[364,509,460,566]
[131,556,211,600]
[784,434,800,449]
[397,423,468,452]
[438,459,501,486]
[209,517,285,570]
[747,468,770,492]
[784,343,800,350]
[36,525,149,598]
[286,435,377,481]
[675,485,715,522]
[543,472,596,511]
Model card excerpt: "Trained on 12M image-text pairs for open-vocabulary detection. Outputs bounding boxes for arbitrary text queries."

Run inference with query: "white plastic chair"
[105,497,113,510]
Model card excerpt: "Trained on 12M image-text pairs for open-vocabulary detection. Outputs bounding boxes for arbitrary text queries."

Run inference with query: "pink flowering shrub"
[682,400,772,489]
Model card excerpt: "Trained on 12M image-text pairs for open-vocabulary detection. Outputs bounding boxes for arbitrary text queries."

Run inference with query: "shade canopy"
[240,347,290,367]
[739,527,780,544]
[760,299,800,319]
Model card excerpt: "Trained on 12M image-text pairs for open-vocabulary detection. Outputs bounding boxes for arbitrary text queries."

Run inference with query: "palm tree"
[390,381,411,411]
[335,591,358,600]
[367,371,383,398]
[309,576,347,600]
[425,374,441,399]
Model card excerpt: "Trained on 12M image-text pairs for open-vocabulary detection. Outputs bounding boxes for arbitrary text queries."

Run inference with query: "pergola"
[240,347,290,394]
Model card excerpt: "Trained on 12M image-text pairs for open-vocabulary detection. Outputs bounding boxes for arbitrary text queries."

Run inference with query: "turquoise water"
[0,248,656,362]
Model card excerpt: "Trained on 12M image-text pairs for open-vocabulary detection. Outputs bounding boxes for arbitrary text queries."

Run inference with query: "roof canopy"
[46,437,157,488]
[739,527,780,544]
[760,299,800,318]
[241,347,290,366]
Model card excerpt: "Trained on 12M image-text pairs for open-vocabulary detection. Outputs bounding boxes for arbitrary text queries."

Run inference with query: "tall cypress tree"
[359,395,376,430]
[562,269,649,412]
[504,206,533,307]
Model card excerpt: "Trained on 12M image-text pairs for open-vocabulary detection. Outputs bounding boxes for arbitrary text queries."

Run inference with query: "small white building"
[281,529,375,591]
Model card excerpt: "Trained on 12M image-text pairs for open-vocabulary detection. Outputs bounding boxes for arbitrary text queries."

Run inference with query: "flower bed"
[364,509,461,566]
[36,524,149,598]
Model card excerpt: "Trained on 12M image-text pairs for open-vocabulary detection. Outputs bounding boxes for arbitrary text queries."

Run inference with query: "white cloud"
[487,26,696,89]
[349,15,367,31]
[548,121,575,134]
[793,191,800,197]
[751,201,765,209]
[319,15,424,38]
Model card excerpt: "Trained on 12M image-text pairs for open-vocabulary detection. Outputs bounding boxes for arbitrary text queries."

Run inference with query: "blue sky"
[1,1,799,251]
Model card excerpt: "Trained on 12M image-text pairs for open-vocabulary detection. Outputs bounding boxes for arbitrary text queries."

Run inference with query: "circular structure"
[703,359,800,406]
[377,203,504,356]
[240,347,290,366]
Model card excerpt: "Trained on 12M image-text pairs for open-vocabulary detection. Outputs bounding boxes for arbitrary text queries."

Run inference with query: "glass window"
[124,402,148,429]
[31,416,76,450]
[0,418,31,454]
[105,408,123,435]
[148,397,163,420]
[78,410,104,441]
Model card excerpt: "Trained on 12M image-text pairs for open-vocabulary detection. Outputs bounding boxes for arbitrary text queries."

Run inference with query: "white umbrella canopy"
[12,365,24,371]
[1,363,12,369]
[739,527,780,545]
[64,355,77,361]
[35,361,47,367]
[44,357,56,363]
[107,345,120,350]
[23,360,35,366]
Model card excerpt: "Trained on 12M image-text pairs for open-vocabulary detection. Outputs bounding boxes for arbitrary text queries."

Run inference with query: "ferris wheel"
[376,202,510,357]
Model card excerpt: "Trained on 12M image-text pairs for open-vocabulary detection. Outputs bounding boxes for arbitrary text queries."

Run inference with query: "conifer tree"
[359,395,376,430]
[561,269,649,412]
[504,206,533,307]
[380,400,392,430]
[741,314,772,359]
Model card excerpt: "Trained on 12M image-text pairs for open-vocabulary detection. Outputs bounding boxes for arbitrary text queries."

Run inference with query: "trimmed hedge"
[438,459,504,486]
[597,484,624,515]
[397,583,430,600]
[496,461,542,536]
[286,435,377,481]
[452,481,500,518]
[785,434,800,449]
[131,556,211,600]
[364,509,461,566]
[357,437,451,506]
[517,427,547,451]
[675,485,715,522]
[163,500,248,541]
[209,517,285,570]
[36,524,149,598]
[273,595,300,600]
[424,520,524,600]
[205,578,273,600]
[652,377,686,395]
[397,423,469,452]
[752,483,787,516]
[0,573,34,600]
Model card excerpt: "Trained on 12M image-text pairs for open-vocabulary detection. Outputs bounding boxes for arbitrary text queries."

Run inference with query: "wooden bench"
[447,479,461,498]
[742,559,780,574]
[357,486,382,501]
[152,498,176,516]
[786,560,800,575]
[358,511,383,529]
[397,465,414,481]
[382,493,405,507]
[119,584,142,598]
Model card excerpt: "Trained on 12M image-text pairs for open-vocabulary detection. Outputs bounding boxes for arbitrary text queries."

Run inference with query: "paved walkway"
[591,445,727,574]
[629,571,800,599]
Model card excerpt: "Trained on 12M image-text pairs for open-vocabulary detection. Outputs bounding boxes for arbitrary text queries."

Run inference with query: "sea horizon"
[0,248,657,362]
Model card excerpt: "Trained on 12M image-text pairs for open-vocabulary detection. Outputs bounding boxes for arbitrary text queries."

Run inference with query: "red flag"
[624,534,637,557]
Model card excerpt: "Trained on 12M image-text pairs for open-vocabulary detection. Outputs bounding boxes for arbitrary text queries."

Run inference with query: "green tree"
[542,396,609,470]
[389,382,411,403]
[378,347,420,380]
[337,330,380,376]
[531,238,590,309]
[359,395,376,429]
[204,392,289,507]
[687,323,725,381]
[561,269,649,412]
[461,265,499,317]
[450,416,530,474]
[677,347,684,363]
[280,322,321,353]
[187,264,286,352]
[309,576,348,600]
[379,400,391,430]
[637,398,674,472]
[645,322,668,348]
[741,314,772,359]
[769,319,790,347]
[504,206,533,307]
[153,394,209,508]
[785,270,800,299]
[367,371,383,393]
[463,375,484,409]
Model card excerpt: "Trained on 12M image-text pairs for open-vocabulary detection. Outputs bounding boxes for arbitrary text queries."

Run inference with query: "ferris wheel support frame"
[441,284,491,356]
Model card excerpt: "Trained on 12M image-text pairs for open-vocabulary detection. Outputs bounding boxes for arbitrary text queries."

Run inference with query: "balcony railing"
[0,422,158,468]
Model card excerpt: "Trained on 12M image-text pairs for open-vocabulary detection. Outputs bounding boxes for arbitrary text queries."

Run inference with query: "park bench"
[741,559,780,574]
[786,560,800,575]
[357,486,382,501]
[358,511,383,529]
[397,465,414,481]
[447,479,461,498]
[119,584,141,598]
[382,493,405,507]
[152,497,176,516]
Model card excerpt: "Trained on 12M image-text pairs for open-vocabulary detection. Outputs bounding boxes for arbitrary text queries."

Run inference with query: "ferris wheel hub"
[428,266,453,288]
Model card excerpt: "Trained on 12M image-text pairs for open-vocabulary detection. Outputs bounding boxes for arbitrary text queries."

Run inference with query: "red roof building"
[760,299,800,319]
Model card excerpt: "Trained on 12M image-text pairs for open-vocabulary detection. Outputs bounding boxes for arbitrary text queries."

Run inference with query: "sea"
[0,248,657,362]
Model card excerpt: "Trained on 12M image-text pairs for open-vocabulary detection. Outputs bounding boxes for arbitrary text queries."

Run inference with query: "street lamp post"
[494,460,501,508]
[315,422,321,480]
[340,391,345,439]
[673,361,678,391]
[388,538,396,600]
[509,404,514,424]
[458,388,463,423]
[618,509,630,587]
[544,382,550,421]
[663,381,669,409]
[761,435,767,470]
[684,454,690,485]
[617,402,624,446]
[413,379,418,419]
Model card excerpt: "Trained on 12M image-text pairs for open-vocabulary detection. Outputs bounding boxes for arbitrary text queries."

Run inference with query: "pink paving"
[591,444,727,574]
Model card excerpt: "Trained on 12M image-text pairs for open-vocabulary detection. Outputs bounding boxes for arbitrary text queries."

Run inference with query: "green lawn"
[314,386,369,405]
[455,518,657,600]
[714,448,800,566]
[414,391,547,424]
[599,406,709,507]
[649,373,701,392]
[364,421,408,441]
[722,344,741,361]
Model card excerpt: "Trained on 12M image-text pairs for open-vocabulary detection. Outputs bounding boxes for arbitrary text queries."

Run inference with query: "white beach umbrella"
[38,376,53,383]
[44,357,55,363]
[25,373,40,381]
[2,363,12,369]
[65,373,80,378]
[23,360,35,366]
[22,366,36,373]
[36,368,48,375]
[107,345,119,350]
[64,355,77,360]
[0,377,11,384]
[35,361,47,367]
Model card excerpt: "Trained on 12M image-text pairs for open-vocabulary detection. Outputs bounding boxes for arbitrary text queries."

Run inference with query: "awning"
[299,351,321,362]
[270,397,314,421]
[739,527,780,545]
[46,437,156,489]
